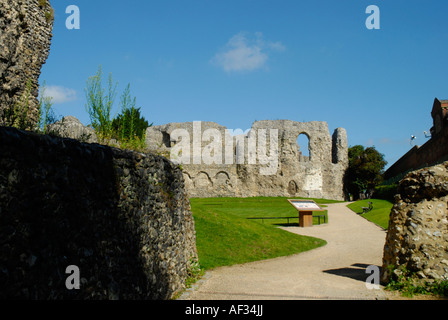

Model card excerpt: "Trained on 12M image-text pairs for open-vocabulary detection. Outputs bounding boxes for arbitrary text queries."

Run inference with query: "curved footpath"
[180,202,390,300]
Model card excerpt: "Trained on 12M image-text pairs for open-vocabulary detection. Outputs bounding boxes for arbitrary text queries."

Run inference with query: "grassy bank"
[190,197,341,270]
[346,199,393,230]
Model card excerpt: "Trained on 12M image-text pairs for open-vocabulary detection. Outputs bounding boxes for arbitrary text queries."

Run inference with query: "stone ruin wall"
[382,161,448,284]
[0,126,197,299]
[0,1,199,298]
[0,0,350,299]
[146,119,348,201]
[0,0,54,126]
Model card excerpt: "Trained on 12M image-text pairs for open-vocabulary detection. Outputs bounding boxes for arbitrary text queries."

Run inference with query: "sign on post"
[287,199,325,227]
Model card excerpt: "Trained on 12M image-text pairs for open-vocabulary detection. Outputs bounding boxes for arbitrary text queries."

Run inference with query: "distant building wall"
[384,98,448,181]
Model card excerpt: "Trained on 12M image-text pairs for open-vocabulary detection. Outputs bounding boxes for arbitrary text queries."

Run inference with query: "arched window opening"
[297,133,310,162]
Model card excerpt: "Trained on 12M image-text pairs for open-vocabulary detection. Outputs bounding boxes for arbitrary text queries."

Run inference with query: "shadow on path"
[323,263,382,283]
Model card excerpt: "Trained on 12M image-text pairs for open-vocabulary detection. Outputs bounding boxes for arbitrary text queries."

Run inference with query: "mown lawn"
[190,197,342,270]
[346,199,393,230]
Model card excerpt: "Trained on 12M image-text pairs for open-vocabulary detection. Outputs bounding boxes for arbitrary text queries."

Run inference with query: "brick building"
[384,98,448,181]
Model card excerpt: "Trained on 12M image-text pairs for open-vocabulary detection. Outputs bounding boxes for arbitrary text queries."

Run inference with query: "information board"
[287,199,324,211]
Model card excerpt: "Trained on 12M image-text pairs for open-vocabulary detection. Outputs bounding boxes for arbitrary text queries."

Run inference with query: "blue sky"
[40,0,448,169]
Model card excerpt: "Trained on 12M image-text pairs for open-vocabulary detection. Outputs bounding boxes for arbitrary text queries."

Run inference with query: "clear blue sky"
[40,0,448,169]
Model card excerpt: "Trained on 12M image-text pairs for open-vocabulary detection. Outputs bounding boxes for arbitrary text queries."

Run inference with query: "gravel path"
[179,202,389,300]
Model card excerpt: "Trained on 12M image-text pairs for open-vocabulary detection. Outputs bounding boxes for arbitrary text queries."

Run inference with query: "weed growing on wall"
[85,65,118,141]
[385,265,448,298]
[37,82,60,135]
[1,79,34,130]
[84,65,150,151]
[0,79,59,133]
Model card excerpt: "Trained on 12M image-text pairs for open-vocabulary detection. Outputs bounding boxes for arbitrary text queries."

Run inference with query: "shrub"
[84,65,151,151]
[373,184,398,201]
[111,84,151,141]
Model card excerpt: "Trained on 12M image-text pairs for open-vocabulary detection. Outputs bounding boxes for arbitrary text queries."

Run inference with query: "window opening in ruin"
[162,132,171,148]
[297,133,310,162]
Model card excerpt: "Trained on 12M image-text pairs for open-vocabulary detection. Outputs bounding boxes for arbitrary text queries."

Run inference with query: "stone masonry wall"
[146,120,348,200]
[0,126,197,299]
[0,0,54,125]
[381,161,448,284]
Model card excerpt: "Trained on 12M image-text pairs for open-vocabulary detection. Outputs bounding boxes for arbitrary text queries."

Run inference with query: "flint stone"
[381,161,448,284]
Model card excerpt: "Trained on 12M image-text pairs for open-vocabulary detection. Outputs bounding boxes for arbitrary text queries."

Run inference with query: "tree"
[112,106,150,141]
[111,83,151,141]
[345,145,387,199]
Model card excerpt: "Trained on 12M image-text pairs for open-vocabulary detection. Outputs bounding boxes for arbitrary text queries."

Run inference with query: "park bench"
[361,201,373,214]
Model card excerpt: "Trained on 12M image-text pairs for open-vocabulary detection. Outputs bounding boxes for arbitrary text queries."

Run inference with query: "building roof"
[432,98,448,113]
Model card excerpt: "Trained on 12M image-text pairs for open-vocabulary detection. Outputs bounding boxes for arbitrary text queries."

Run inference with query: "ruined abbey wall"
[0,126,197,299]
[146,120,348,200]
[0,0,54,126]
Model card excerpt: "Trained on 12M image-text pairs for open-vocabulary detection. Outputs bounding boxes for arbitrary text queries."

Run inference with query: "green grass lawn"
[346,199,393,230]
[190,197,342,270]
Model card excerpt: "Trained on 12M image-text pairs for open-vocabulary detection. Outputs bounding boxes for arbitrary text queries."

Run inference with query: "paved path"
[180,202,389,300]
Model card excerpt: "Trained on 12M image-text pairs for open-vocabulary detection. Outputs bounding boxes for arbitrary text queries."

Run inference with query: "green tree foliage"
[84,65,151,151]
[111,106,150,140]
[111,84,151,141]
[345,145,387,199]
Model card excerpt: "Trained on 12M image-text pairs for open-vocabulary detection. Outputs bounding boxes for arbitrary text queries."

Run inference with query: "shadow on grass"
[274,222,300,227]
[274,221,328,227]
